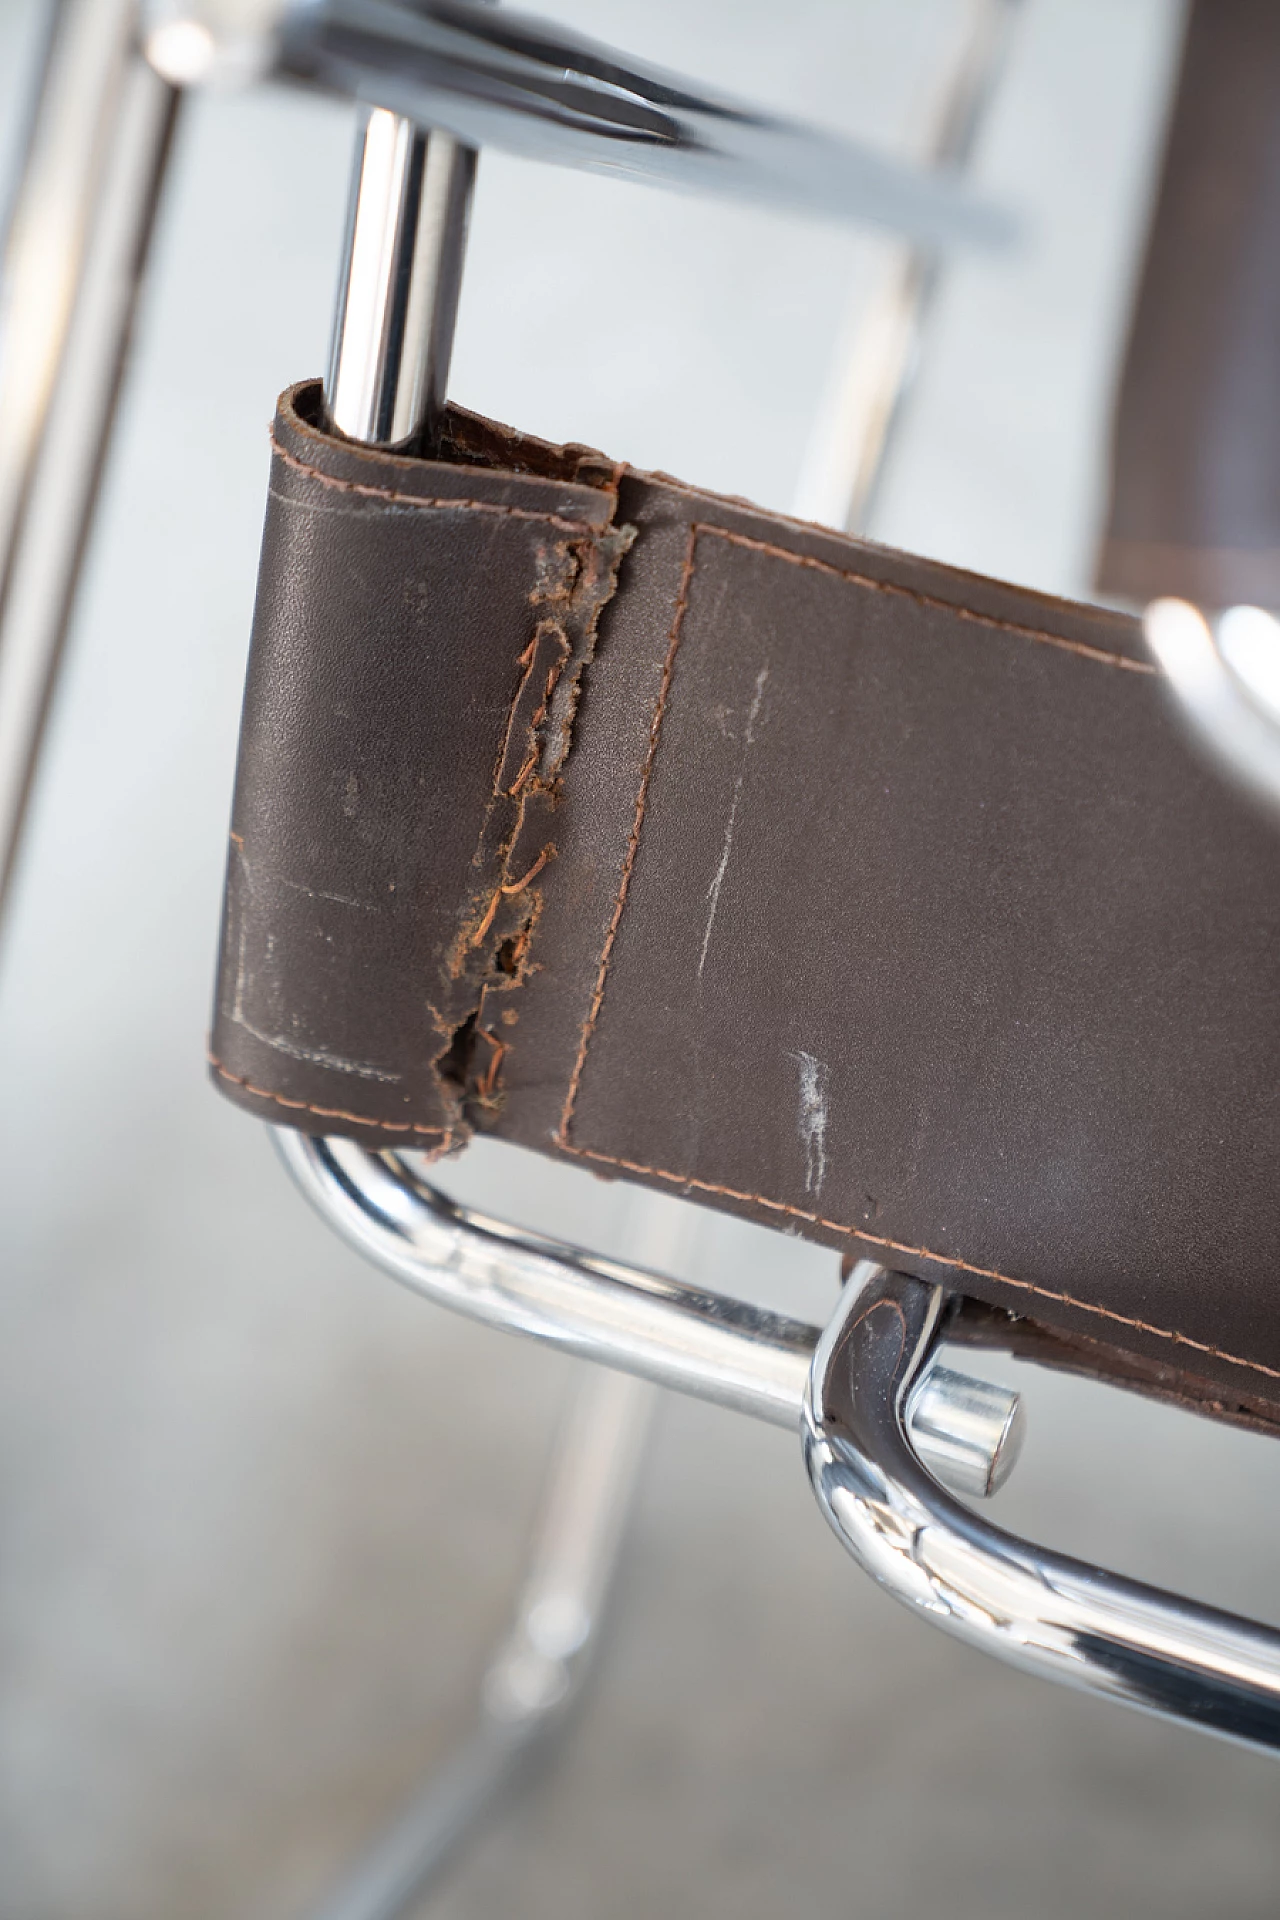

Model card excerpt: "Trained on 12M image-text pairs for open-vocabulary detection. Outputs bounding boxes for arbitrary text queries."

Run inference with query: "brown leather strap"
[947,1302,1280,1445]
[212,381,1280,1407]
[1098,0,1280,605]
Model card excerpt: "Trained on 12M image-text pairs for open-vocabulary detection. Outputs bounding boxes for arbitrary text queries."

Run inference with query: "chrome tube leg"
[794,0,1021,531]
[805,1269,1280,1758]
[291,25,1031,1902]
[306,91,663,1916]
[326,107,476,452]
[307,1365,655,1920]
[0,0,180,919]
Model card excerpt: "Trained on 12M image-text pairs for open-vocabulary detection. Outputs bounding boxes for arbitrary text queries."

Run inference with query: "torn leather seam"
[433,515,635,1142]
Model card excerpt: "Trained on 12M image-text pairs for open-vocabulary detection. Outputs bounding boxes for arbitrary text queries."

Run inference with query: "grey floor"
[2,1,1280,1915]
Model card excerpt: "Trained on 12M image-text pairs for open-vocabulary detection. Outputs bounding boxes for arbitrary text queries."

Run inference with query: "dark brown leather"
[947,1302,1280,1445]
[213,381,1280,1410]
[1098,0,1280,605]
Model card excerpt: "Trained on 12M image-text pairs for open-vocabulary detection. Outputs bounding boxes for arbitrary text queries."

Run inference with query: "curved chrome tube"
[1143,597,1280,816]
[275,1133,1023,1496]
[277,1130,819,1426]
[804,1269,1280,1756]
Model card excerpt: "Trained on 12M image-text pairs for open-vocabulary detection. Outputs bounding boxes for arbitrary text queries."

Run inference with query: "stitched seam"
[556,523,700,1137]
[553,520,1257,1386]
[270,430,597,534]
[702,526,1154,674]
[453,621,560,969]
[210,1055,449,1137]
[560,1140,1280,1387]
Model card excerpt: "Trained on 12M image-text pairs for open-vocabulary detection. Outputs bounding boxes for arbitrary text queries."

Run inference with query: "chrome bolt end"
[906,1362,1025,1499]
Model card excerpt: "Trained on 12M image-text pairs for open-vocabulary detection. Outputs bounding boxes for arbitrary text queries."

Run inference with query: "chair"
[4,3,1280,1912]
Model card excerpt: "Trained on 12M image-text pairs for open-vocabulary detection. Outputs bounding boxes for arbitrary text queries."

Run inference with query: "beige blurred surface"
[2,2,1280,1915]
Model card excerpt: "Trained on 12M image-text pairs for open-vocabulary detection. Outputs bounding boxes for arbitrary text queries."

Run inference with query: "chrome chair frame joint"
[283,1134,1280,1759]
[805,1268,1280,1758]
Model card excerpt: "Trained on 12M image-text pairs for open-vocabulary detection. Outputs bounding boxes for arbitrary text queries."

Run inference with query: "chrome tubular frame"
[805,1269,1280,1759]
[0,0,179,918]
[285,1138,1280,1759]
[307,1365,654,1920]
[794,0,1023,533]
[326,106,476,452]
[277,1133,1025,1498]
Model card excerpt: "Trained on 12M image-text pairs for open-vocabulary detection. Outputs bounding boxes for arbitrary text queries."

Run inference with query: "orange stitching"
[560,1139,1280,1388]
[270,430,599,535]
[493,637,538,775]
[468,888,504,948]
[700,525,1154,675]
[501,845,554,895]
[506,748,540,798]
[467,845,556,950]
[557,523,700,1138]
[476,1028,508,1099]
[209,1055,449,1137]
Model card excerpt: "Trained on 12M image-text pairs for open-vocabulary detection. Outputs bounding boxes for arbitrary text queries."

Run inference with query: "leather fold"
[212,381,629,1145]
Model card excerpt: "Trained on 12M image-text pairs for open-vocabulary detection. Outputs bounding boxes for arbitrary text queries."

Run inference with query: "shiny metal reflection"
[805,1268,1280,1758]
[274,1132,1019,1501]
[326,107,475,450]
[1143,595,1280,815]
[143,0,1017,250]
[795,0,1023,532]
[0,0,179,917]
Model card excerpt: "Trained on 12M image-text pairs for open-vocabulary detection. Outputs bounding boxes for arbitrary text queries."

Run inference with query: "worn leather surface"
[1098,0,1280,605]
[213,381,1280,1407]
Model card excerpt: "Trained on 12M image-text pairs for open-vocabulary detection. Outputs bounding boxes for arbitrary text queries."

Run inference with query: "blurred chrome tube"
[807,1269,1280,1758]
[274,1134,1026,1497]
[0,0,179,917]
[794,0,1021,532]
[142,0,1015,250]
[327,108,475,450]
[309,1366,654,1920]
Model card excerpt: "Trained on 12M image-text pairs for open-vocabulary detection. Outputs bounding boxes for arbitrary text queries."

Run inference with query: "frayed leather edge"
[429,514,636,1141]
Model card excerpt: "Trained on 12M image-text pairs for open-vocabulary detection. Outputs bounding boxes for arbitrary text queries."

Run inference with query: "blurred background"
[2,0,1280,1914]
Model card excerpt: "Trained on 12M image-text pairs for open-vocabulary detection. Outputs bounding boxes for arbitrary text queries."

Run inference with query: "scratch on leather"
[698,662,769,980]
[794,1050,829,1198]
[224,837,403,1083]
[434,517,635,1134]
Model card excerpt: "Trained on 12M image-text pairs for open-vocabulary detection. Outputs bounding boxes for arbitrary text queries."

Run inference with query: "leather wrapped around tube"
[212,381,1280,1409]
